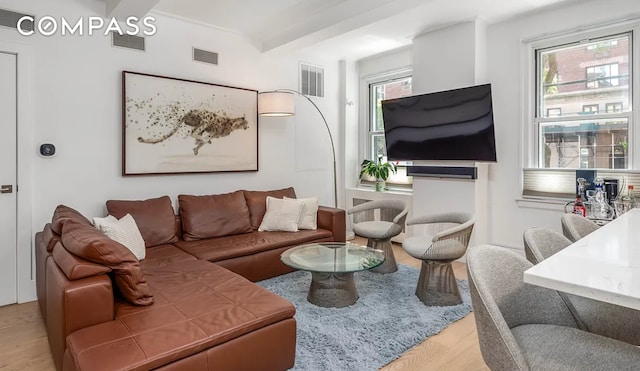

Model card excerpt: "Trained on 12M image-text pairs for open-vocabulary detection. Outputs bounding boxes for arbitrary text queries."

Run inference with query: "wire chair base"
[416,260,462,306]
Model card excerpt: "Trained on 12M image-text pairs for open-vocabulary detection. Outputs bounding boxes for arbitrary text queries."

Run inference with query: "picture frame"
[122,71,258,175]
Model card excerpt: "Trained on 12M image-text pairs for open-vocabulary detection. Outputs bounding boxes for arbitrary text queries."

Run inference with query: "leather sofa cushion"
[175,229,332,262]
[178,191,253,241]
[51,242,111,280]
[141,244,198,270]
[68,260,295,371]
[106,196,178,248]
[51,205,92,235]
[61,220,154,306]
[243,187,296,230]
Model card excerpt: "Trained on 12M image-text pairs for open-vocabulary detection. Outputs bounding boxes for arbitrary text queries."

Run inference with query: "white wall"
[0,0,341,301]
[358,46,412,78]
[412,21,478,94]
[486,0,640,248]
[410,20,489,247]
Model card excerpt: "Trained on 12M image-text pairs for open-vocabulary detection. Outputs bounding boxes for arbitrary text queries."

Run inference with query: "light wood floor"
[379,241,489,371]
[0,239,488,371]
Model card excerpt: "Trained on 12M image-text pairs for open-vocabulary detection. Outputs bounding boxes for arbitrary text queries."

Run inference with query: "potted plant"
[359,155,397,191]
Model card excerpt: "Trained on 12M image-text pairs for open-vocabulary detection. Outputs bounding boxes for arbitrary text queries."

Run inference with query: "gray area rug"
[257,264,472,370]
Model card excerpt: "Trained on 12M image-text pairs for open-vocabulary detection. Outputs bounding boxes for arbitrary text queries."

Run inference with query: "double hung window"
[535,33,631,170]
[363,75,413,189]
[524,24,639,198]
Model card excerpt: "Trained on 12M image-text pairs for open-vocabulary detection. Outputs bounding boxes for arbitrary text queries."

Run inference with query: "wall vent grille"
[299,62,324,97]
[0,8,34,32]
[112,32,145,51]
[193,48,218,65]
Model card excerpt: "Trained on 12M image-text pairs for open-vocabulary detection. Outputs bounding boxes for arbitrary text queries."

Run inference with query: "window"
[535,32,631,170]
[582,104,599,113]
[547,108,562,117]
[606,102,623,113]
[368,76,412,160]
[586,39,618,50]
[360,72,413,189]
[586,63,620,89]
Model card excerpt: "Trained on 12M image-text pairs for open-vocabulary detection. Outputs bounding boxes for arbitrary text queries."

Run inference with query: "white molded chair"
[402,212,474,306]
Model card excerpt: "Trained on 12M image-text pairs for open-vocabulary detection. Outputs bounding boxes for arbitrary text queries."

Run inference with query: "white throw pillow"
[258,197,304,232]
[93,214,146,260]
[284,196,319,230]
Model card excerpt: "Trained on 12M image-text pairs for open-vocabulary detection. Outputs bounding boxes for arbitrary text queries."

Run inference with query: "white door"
[0,51,17,306]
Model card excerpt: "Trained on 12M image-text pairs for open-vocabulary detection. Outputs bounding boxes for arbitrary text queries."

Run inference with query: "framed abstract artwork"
[122,71,258,175]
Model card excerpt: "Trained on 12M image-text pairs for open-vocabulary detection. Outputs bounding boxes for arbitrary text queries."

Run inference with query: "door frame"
[0,41,34,303]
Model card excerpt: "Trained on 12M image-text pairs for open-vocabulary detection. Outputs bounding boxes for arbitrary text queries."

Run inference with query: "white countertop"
[524,208,640,310]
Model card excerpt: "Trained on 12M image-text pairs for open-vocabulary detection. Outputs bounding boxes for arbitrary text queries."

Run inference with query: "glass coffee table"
[281,242,385,308]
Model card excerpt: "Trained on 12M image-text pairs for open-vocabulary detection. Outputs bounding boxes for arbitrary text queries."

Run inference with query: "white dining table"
[523,208,640,311]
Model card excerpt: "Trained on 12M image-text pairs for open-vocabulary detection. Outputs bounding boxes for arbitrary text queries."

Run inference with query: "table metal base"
[308,272,358,308]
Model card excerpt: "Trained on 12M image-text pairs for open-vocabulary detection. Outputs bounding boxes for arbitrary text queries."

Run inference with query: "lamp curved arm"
[271,89,338,207]
[273,89,336,165]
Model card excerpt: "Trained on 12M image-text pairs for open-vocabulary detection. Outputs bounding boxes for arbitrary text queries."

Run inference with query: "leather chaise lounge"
[34,187,346,371]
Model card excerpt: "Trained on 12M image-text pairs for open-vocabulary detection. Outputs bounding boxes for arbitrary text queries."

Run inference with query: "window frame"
[367,75,412,161]
[524,22,639,170]
[359,67,413,190]
[521,20,640,198]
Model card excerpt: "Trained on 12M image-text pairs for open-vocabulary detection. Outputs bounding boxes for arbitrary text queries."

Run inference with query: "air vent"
[111,32,145,51]
[299,62,324,97]
[193,48,218,65]
[0,8,34,32]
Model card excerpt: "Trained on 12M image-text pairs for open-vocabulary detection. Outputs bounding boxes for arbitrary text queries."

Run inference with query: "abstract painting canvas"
[122,71,258,175]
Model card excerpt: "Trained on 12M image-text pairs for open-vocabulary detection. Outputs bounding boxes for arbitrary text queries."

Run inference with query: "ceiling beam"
[105,0,160,19]
[259,0,431,53]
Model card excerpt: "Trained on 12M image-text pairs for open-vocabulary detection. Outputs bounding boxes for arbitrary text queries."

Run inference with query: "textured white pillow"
[284,196,319,230]
[93,214,146,260]
[258,197,304,232]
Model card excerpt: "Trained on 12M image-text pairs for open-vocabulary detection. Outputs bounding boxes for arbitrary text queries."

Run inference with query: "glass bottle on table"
[614,183,635,217]
[573,193,587,217]
[593,177,614,219]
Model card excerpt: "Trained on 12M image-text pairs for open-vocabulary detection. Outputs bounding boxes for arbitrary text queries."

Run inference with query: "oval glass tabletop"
[281,242,385,273]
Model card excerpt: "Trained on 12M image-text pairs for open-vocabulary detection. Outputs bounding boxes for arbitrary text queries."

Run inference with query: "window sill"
[348,186,413,196]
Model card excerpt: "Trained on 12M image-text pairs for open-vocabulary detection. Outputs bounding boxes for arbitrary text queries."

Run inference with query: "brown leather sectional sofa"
[35,187,346,371]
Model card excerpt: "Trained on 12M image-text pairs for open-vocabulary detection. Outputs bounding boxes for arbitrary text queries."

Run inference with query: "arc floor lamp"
[257,90,337,207]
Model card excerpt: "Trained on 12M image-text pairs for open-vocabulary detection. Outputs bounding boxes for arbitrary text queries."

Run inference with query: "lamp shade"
[258,91,295,116]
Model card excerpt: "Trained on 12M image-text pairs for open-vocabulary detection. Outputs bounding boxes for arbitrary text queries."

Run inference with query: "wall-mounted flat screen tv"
[382,83,497,162]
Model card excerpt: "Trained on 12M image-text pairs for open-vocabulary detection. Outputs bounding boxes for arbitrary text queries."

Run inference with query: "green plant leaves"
[359,157,397,181]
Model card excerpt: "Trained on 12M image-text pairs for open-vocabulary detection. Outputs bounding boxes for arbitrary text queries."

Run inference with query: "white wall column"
[410,19,490,247]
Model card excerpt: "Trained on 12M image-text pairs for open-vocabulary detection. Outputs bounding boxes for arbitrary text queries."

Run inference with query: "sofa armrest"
[317,206,346,242]
[46,256,114,370]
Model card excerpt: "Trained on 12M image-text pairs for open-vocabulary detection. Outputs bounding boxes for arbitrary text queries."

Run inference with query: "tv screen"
[382,83,497,162]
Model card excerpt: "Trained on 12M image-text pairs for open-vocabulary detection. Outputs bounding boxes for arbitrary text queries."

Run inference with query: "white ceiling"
[148,0,577,60]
